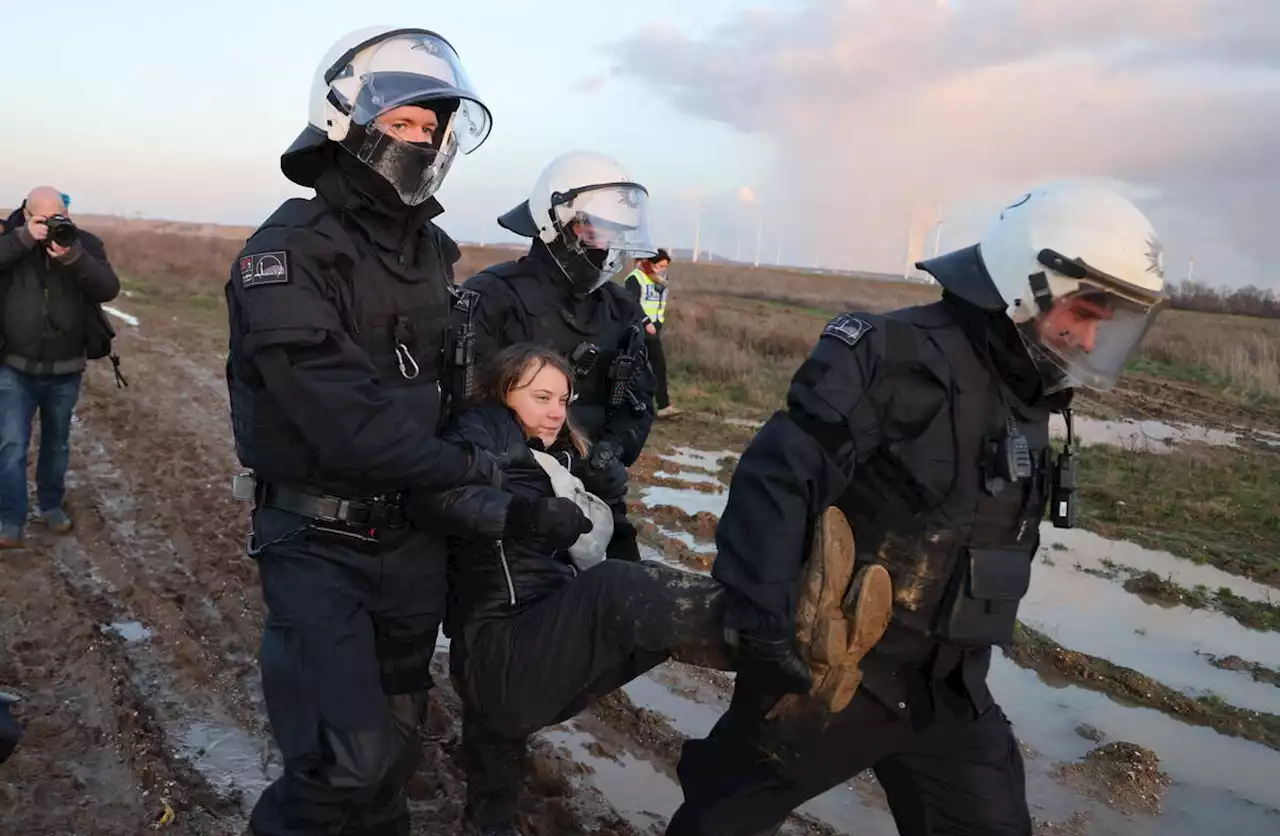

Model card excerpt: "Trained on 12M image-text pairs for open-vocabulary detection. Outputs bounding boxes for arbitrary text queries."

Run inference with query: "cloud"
[611,0,1280,287]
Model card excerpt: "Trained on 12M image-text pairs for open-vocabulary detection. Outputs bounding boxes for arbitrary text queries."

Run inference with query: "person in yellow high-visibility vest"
[625,249,680,417]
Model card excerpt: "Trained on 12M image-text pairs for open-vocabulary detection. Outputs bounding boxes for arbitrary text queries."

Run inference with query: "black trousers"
[248,507,447,836]
[647,324,670,410]
[454,559,726,828]
[665,675,1032,836]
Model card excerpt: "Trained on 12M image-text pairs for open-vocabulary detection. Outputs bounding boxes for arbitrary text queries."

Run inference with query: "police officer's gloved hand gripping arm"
[404,412,592,549]
[241,258,501,495]
[714,316,885,696]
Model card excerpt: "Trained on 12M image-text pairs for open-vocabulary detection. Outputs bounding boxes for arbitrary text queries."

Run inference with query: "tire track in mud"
[0,532,234,835]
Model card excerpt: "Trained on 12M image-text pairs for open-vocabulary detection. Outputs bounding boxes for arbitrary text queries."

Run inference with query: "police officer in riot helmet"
[224,27,590,835]
[665,182,1169,836]
[465,150,660,563]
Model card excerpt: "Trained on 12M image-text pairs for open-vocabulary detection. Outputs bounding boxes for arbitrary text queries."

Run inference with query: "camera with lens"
[44,214,78,248]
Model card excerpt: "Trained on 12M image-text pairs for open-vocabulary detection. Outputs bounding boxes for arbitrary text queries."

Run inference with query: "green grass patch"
[1076,442,1280,586]
[1125,356,1229,388]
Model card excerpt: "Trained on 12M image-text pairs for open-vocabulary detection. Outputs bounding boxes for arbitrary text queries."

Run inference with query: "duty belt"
[258,482,407,530]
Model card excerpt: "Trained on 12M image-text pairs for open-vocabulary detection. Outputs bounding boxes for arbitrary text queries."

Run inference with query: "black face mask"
[540,236,615,297]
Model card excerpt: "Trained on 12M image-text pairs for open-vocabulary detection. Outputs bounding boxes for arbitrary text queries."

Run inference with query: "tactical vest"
[228,197,467,495]
[627,269,668,324]
[840,303,1052,649]
[472,261,636,441]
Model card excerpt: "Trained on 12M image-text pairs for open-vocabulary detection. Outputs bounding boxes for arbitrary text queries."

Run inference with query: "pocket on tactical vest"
[935,545,1033,647]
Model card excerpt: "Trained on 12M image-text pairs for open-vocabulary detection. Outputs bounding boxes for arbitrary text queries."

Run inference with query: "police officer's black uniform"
[665,245,1076,836]
[225,139,510,833]
[464,233,656,563]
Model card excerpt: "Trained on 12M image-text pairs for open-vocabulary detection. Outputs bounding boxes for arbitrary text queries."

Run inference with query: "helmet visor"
[1019,286,1166,393]
[347,122,459,206]
[552,182,656,255]
[330,32,492,154]
[550,183,656,294]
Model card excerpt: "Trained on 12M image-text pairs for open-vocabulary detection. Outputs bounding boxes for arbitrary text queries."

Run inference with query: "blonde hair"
[475,344,590,458]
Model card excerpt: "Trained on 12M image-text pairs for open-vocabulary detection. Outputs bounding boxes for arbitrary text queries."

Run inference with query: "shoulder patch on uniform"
[821,313,874,347]
[239,251,290,288]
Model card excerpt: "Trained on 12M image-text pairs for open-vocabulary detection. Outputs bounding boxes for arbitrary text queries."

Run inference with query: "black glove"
[588,438,623,472]
[606,517,640,562]
[506,496,593,552]
[736,632,813,697]
[581,456,628,501]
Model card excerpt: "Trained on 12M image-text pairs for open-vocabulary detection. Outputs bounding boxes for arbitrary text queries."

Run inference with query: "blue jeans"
[0,366,82,532]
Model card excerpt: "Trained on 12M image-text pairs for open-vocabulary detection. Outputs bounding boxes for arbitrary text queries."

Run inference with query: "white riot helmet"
[281,26,492,205]
[497,150,657,295]
[919,182,1168,393]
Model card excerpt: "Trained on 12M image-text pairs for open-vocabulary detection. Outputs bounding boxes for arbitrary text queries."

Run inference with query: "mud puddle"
[541,723,679,833]
[657,447,737,474]
[655,527,714,554]
[178,721,278,803]
[639,486,729,518]
[621,672,901,834]
[1024,542,1280,714]
[637,542,709,579]
[102,620,154,643]
[1050,414,1240,452]
[990,653,1280,833]
[611,662,1114,833]
[653,469,723,487]
[1045,527,1276,603]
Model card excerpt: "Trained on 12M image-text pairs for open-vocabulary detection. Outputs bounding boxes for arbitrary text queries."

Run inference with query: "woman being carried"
[417,344,892,835]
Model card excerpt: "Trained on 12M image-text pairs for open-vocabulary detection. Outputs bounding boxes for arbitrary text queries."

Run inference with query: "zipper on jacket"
[496,541,517,606]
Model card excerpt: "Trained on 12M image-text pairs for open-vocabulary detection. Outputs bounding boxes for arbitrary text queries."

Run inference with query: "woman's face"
[507,361,570,446]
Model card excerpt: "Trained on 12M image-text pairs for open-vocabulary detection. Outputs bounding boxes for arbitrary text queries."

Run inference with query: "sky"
[4,0,1278,289]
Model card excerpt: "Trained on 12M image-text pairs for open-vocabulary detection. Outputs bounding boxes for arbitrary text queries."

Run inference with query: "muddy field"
[1,289,1278,836]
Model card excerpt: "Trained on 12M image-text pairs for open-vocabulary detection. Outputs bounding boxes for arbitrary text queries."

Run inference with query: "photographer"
[0,187,120,548]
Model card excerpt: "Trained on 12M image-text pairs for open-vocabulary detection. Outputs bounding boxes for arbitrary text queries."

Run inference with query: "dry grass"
[655,259,1280,408]
[662,258,938,313]
[1136,310,1280,403]
[68,220,1280,408]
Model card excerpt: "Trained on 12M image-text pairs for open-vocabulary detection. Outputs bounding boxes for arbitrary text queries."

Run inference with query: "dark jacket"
[224,149,487,498]
[712,284,1057,719]
[0,222,121,374]
[463,244,656,467]
[420,402,592,633]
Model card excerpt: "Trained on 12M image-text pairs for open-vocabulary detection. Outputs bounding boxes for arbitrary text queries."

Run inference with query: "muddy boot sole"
[815,563,893,713]
[771,507,894,717]
[795,506,856,659]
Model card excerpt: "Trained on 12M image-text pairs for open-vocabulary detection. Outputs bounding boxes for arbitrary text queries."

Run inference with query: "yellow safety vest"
[629,269,668,324]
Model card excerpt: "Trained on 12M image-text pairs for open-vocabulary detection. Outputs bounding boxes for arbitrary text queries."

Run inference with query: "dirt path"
[1077,373,1280,433]
[2,314,655,835]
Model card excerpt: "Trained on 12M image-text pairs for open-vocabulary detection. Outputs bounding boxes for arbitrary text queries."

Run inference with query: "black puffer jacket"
[422,403,592,633]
